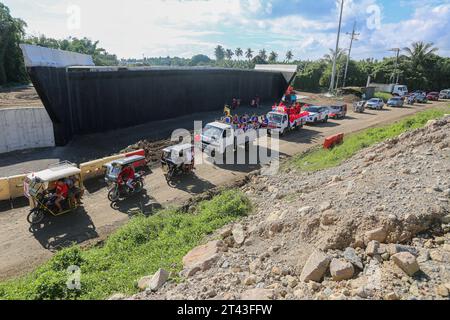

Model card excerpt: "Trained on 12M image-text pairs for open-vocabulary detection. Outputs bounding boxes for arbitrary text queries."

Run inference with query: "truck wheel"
[323,116,328,123]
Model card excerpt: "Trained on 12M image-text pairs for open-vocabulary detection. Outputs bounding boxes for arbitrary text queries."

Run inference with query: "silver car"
[440,90,450,99]
[366,98,384,110]
[387,97,404,107]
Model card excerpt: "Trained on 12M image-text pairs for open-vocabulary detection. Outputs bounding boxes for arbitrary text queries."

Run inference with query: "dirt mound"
[128,115,450,300]
[0,86,42,108]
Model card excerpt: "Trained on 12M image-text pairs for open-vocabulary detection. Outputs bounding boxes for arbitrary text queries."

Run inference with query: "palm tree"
[245,48,253,61]
[268,51,278,63]
[258,49,267,62]
[286,50,293,63]
[214,45,225,61]
[403,41,438,68]
[323,48,346,64]
[225,49,234,60]
[235,48,243,60]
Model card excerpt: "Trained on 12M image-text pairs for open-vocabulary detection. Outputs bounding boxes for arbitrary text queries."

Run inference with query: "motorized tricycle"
[353,100,366,113]
[103,155,146,202]
[24,162,84,225]
[161,144,195,183]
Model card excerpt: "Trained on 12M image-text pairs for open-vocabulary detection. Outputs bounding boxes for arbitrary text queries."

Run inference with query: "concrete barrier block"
[7,174,27,199]
[0,177,10,201]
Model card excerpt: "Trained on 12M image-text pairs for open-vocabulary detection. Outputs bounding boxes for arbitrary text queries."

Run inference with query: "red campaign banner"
[125,149,147,168]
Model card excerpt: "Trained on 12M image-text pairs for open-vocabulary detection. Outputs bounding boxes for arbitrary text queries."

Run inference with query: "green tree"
[190,54,211,66]
[214,45,225,61]
[258,49,267,62]
[245,48,253,61]
[225,49,234,60]
[25,35,118,66]
[286,50,293,63]
[235,48,243,60]
[268,51,278,63]
[402,41,438,69]
[0,3,28,85]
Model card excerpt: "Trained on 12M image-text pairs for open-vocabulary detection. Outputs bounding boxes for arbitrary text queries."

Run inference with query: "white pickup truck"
[266,109,308,136]
[201,121,257,157]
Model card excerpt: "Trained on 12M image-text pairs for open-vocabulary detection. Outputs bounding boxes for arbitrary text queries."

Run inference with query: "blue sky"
[4,0,450,60]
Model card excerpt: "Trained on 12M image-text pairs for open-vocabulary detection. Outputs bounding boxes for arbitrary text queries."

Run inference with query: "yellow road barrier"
[0,177,10,201]
[7,174,27,199]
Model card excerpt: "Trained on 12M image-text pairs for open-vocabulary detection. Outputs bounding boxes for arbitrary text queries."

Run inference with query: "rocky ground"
[117,115,449,300]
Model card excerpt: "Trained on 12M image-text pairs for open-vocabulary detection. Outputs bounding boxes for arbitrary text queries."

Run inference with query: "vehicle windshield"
[369,99,378,102]
[268,113,283,123]
[203,125,224,139]
[304,107,320,113]
[391,97,401,100]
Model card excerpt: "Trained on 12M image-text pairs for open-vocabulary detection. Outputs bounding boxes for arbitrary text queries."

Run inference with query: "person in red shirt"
[118,165,136,192]
[54,179,69,212]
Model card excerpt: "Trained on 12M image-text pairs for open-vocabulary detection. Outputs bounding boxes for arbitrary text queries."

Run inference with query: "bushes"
[0,190,251,300]
[374,92,393,102]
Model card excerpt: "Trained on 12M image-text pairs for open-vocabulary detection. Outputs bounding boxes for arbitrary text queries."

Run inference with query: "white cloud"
[3,0,450,60]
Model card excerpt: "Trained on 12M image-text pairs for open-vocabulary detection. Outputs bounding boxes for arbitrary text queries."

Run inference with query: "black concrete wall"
[28,67,289,146]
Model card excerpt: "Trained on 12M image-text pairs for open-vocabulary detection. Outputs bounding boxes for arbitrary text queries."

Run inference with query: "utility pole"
[389,48,401,84]
[342,21,359,88]
[329,0,345,93]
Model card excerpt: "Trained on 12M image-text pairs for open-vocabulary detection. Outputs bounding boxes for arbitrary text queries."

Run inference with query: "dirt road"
[0,101,447,280]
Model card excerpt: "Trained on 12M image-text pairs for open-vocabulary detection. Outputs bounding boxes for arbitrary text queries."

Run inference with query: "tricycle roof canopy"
[163,144,193,153]
[27,162,81,182]
[104,155,146,167]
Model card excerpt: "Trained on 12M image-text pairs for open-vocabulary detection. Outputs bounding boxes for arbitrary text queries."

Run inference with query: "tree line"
[0,3,118,86]
[1,2,449,92]
[295,42,450,92]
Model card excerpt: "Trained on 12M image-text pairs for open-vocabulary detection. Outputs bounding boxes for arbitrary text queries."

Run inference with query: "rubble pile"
[125,115,450,300]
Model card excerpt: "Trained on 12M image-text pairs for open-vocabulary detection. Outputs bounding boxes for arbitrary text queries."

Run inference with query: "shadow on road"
[110,190,162,217]
[0,197,29,212]
[29,207,98,252]
[166,173,217,195]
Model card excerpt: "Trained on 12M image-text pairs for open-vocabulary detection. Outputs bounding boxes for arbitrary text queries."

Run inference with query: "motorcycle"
[161,144,195,184]
[106,173,144,202]
[353,101,366,113]
[103,155,147,203]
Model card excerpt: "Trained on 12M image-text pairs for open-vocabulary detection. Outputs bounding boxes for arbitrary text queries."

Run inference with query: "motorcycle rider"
[54,179,69,213]
[118,164,136,192]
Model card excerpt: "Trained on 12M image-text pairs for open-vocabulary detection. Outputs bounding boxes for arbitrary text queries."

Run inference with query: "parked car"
[303,106,330,124]
[426,92,440,101]
[413,92,428,103]
[327,104,348,119]
[413,90,426,96]
[366,98,385,110]
[439,89,450,99]
[387,97,404,107]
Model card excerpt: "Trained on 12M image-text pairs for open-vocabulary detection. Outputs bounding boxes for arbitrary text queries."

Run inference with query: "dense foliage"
[0,3,28,85]
[24,35,118,66]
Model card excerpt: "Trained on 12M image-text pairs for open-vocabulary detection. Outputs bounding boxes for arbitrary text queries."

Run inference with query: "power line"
[342,21,359,88]
[329,0,345,93]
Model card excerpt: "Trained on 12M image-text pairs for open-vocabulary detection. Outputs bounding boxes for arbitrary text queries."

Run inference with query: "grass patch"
[374,92,393,102]
[0,190,251,300]
[288,106,450,172]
